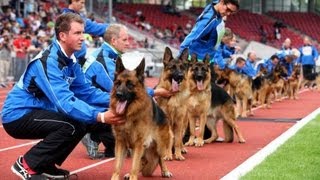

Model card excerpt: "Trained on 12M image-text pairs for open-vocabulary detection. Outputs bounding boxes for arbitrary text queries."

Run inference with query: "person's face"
[72,0,85,12]
[219,2,238,17]
[237,61,245,69]
[59,21,84,56]
[249,53,257,62]
[112,29,129,54]
[283,39,291,48]
[272,58,279,65]
[303,37,310,45]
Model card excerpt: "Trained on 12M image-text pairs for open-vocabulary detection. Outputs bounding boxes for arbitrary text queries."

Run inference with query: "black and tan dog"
[205,81,246,144]
[110,57,173,180]
[216,68,253,118]
[258,63,288,108]
[288,64,301,100]
[184,54,211,147]
[155,47,190,160]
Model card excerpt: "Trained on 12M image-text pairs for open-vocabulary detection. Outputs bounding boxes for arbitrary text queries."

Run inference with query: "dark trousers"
[89,123,115,154]
[3,109,111,173]
[302,65,317,81]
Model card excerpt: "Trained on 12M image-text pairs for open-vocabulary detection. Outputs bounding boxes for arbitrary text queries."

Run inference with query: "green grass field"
[241,115,320,180]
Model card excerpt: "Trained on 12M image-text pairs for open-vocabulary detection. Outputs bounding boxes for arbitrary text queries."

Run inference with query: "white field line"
[0,140,40,152]
[221,107,320,180]
[70,158,115,174]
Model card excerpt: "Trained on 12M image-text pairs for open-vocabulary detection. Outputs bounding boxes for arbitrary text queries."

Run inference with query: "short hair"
[223,0,240,10]
[247,51,255,58]
[270,54,279,61]
[55,13,84,40]
[236,56,245,64]
[103,24,128,43]
[223,27,234,39]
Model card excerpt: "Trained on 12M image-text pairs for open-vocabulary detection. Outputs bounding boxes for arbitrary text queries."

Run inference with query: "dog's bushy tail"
[223,122,234,143]
[141,143,159,176]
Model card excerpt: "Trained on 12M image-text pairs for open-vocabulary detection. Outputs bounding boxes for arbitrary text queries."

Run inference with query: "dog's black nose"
[195,74,204,81]
[116,91,125,100]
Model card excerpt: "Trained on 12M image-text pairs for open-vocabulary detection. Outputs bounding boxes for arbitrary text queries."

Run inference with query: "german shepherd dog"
[205,82,246,143]
[258,63,288,108]
[156,47,190,160]
[184,54,211,147]
[288,64,301,100]
[252,64,268,107]
[216,68,253,118]
[110,57,173,180]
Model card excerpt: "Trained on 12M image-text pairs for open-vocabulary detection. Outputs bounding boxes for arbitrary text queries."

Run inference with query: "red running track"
[1,78,320,180]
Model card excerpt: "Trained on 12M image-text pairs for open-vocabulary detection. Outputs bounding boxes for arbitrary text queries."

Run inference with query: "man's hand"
[154,88,174,98]
[98,110,125,125]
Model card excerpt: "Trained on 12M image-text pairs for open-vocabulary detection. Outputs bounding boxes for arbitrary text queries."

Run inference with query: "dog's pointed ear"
[204,54,211,65]
[191,53,197,64]
[115,56,126,76]
[180,48,189,62]
[135,58,145,83]
[163,47,173,65]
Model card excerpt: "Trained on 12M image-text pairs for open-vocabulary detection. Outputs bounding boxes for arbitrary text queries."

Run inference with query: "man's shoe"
[104,149,115,158]
[42,166,70,179]
[81,133,103,159]
[11,156,32,180]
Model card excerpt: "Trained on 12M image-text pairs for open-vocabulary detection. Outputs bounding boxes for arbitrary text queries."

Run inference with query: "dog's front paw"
[175,154,185,161]
[162,170,173,178]
[111,173,120,180]
[181,147,188,154]
[163,154,173,161]
[124,173,130,180]
[194,138,204,147]
[184,140,194,146]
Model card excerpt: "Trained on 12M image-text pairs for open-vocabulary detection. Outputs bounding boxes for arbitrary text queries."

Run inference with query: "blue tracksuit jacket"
[82,43,154,96]
[213,43,235,69]
[242,60,257,78]
[82,42,117,93]
[180,1,224,61]
[1,39,109,124]
[298,45,319,66]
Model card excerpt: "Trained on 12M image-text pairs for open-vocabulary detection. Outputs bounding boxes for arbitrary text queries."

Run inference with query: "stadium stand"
[225,10,304,48]
[268,11,320,43]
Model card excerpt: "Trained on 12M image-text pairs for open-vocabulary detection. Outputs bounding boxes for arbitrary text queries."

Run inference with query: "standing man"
[298,36,319,82]
[180,0,239,61]
[0,32,11,87]
[2,13,124,179]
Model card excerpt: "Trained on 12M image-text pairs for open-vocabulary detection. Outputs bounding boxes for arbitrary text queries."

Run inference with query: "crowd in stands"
[0,0,66,87]
[113,3,194,48]
[1,1,320,88]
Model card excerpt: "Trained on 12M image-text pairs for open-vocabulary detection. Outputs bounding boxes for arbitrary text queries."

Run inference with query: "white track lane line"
[222,92,319,180]
[0,140,40,152]
[70,158,115,175]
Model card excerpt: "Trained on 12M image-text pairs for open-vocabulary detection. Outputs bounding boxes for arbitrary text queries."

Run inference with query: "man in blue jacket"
[62,0,108,60]
[180,0,239,61]
[263,54,280,75]
[82,24,173,159]
[298,36,319,81]
[1,13,124,179]
[242,51,258,78]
